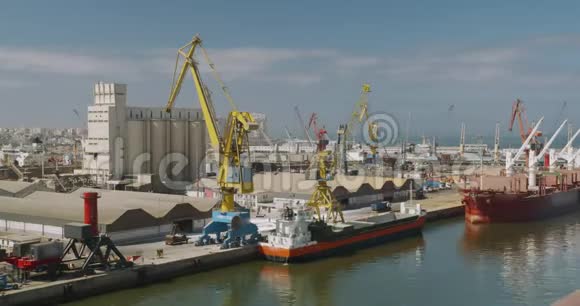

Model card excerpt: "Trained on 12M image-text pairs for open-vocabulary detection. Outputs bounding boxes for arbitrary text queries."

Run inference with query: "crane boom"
[345,84,378,157]
[166,36,222,149]
[508,117,544,170]
[572,148,580,161]
[284,126,293,140]
[509,99,542,145]
[294,105,313,144]
[164,35,258,213]
[509,99,527,142]
[561,128,580,155]
[534,119,568,164]
[346,84,371,141]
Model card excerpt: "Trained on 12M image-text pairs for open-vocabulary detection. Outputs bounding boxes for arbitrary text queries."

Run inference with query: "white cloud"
[335,56,382,68]
[1,34,578,89]
[455,48,520,64]
[254,73,322,86]
[381,47,522,82]
[0,46,336,86]
[0,48,133,76]
[199,47,335,81]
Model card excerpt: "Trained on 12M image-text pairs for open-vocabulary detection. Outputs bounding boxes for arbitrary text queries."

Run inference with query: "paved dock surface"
[419,189,462,211]
[0,189,464,305]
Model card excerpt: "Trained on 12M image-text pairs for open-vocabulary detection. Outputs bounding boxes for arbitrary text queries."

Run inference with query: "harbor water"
[63,213,580,306]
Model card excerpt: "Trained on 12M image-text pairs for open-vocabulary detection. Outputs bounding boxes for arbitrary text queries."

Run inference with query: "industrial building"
[0,181,51,198]
[0,188,215,244]
[81,82,207,190]
[191,173,420,212]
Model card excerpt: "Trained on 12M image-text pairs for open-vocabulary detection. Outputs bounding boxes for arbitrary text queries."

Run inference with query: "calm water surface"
[64,213,580,306]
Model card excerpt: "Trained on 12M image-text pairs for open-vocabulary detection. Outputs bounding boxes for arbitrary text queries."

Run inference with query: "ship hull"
[259,215,426,263]
[463,188,580,224]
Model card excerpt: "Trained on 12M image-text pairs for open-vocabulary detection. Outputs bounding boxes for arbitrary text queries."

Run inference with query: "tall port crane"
[303,113,343,223]
[509,99,543,149]
[165,35,259,248]
[345,84,379,158]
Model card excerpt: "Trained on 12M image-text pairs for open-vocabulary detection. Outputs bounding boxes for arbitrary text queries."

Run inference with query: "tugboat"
[259,203,426,263]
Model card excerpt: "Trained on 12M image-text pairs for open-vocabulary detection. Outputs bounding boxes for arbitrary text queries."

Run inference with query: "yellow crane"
[165,35,260,248]
[346,84,379,158]
[306,149,344,223]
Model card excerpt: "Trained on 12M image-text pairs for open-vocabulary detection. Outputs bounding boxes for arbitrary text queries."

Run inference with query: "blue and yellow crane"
[165,35,260,249]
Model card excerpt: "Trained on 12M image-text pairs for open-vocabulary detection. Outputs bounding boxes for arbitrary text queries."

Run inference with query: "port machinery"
[347,84,379,156]
[306,117,344,223]
[164,35,260,249]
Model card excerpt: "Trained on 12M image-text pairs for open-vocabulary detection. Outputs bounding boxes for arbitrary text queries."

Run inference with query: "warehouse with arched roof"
[0,188,216,244]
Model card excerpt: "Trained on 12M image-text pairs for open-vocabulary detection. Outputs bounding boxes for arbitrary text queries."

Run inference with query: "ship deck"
[341,212,418,231]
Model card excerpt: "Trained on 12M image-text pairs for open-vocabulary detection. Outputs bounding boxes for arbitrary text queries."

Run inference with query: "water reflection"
[64,215,580,306]
[461,213,580,305]
[258,236,426,306]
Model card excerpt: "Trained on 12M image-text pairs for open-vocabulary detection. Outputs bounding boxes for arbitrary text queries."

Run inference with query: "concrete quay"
[0,191,464,306]
[0,245,259,306]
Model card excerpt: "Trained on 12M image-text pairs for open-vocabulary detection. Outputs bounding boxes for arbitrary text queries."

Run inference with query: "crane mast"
[164,35,259,248]
[346,84,378,158]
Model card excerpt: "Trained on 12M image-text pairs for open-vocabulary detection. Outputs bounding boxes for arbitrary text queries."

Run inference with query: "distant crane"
[284,126,294,141]
[308,113,329,152]
[506,117,544,177]
[336,124,348,174]
[345,84,379,158]
[509,99,543,149]
[494,122,501,163]
[294,106,313,145]
[459,122,466,157]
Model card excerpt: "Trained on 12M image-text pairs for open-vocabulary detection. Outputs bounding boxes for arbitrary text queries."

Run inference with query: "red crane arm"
[509,100,518,132]
[509,99,528,143]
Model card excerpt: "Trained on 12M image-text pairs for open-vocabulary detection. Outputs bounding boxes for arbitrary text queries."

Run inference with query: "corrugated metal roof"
[253,173,412,194]
[0,181,35,194]
[0,188,218,228]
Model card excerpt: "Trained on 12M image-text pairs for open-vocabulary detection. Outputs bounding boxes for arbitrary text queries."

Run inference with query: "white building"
[82,82,207,189]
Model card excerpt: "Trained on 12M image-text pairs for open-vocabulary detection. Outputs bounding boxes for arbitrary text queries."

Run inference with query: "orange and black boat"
[258,205,426,263]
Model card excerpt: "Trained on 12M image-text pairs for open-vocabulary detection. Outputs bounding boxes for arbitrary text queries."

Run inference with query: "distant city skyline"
[1,1,580,141]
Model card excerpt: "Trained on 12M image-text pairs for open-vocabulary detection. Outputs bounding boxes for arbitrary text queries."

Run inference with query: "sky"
[1,1,580,142]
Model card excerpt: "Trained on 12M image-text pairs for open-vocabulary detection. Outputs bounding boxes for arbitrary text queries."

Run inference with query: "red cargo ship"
[462,171,580,224]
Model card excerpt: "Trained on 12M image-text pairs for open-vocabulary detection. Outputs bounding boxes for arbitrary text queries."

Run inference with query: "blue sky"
[1,1,580,141]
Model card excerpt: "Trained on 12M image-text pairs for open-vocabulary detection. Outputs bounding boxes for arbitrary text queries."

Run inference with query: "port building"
[81,82,207,190]
[0,186,215,244]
